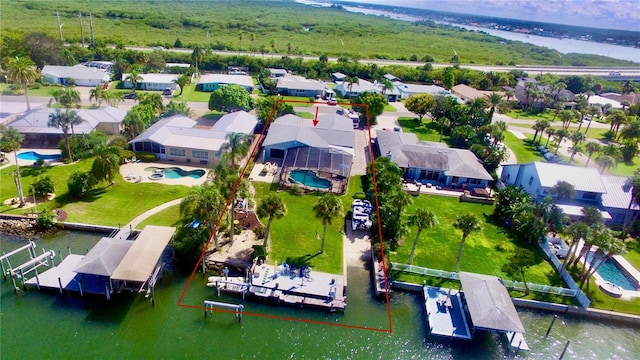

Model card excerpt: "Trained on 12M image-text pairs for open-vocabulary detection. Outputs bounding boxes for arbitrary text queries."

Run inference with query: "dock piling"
[545,315,558,338]
[558,340,571,359]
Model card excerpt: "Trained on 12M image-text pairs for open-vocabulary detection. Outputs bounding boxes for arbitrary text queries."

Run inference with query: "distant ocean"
[296,0,640,63]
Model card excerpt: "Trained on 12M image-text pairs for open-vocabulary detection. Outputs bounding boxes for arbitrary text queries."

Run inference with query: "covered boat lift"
[459,272,529,351]
[111,225,176,305]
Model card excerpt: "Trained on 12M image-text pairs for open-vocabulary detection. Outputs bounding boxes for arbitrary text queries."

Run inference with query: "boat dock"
[423,286,472,340]
[247,263,346,311]
[505,331,530,352]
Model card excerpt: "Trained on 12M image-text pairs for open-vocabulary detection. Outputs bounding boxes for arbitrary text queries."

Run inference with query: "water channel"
[1,230,639,359]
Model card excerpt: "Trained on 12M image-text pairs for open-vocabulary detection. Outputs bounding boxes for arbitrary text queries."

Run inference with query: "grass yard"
[137,204,183,228]
[384,104,397,112]
[0,160,190,226]
[279,96,314,107]
[297,112,314,119]
[505,109,557,122]
[251,176,364,275]
[503,131,545,163]
[392,194,557,285]
[173,84,211,103]
[397,117,444,143]
[1,83,58,98]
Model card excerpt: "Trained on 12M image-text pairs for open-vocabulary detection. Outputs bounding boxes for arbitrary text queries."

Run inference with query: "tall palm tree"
[191,45,203,76]
[407,208,438,265]
[485,92,503,120]
[0,125,26,206]
[544,127,556,147]
[532,119,550,144]
[583,141,602,167]
[558,110,575,129]
[585,105,601,134]
[180,184,225,251]
[453,213,481,272]
[346,76,359,97]
[125,68,143,90]
[256,194,287,248]
[595,155,616,174]
[568,130,587,161]
[89,84,112,106]
[222,132,250,169]
[381,79,394,95]
[553,128,570,155]
[174,74,191,95]
[6,56,39,111]
[91,145,121,185]
[585,237,626,283]
[560,221,590,273]
[137,92,164,114]
[313,194,344,253]
[47,109,75,161]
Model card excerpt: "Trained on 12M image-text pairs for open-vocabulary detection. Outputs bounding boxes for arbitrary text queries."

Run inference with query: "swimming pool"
[586,252,637,291]
[17,151,62,162]
[289,169,331,189]
[144,167,206,179]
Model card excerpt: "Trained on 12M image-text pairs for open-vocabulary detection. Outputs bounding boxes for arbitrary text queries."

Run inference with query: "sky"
[349,0,640,31]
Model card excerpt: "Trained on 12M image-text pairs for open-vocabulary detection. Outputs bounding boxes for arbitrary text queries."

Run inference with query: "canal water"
[1,231,639,359]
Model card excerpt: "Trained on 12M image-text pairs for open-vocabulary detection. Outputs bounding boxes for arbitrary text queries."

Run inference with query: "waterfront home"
[195,74,254,92]
[500,162,638,225]
[375,130,493,190]
[41,65,110,87]
[129,111,257,165]
[8,107,126,147]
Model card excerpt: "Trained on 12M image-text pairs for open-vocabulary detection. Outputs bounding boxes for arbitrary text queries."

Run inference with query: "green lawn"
[392,194,557,285]
[1,83,57,98]
[503,131,545,164]
[279,96,314,107]
[251,177,364,275]
[1,160,190,226]
[173,84,211,102]
[505,109,557,122]
[384,104,397,112]
[297,112,314,119]
[397,117,443,143]
[137,204,183,229]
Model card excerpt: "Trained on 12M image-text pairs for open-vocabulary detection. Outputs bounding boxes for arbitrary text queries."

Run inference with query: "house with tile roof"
[129,111,257,165]
[9,107,126,147]
[375,130,493,189]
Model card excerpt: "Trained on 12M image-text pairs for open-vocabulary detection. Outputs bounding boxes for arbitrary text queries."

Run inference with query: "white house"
[196,74,254,92]
[42,65,110,87]
[129,111,257,165]
[335,79,381,98]
[121,73,179,91]
[397,84,451,99]
[275,75,328,98]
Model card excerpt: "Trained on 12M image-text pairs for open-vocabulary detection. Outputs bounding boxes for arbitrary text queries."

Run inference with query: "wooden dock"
[24,255,84,291]
[505,331,530,352]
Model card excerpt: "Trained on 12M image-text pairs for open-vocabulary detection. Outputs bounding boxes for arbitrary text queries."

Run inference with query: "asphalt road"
[127,46,640,77]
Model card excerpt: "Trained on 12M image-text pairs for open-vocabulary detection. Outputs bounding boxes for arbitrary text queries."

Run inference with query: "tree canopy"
[208,85,254,112]
[404,94,434,121]
[352,91,387,126]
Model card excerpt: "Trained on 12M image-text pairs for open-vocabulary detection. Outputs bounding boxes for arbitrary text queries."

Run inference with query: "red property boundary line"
[177,99,392,333]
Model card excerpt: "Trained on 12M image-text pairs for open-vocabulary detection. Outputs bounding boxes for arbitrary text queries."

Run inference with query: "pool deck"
[14,148,64,167]
[423,286,472,340]
[119,162,208,186]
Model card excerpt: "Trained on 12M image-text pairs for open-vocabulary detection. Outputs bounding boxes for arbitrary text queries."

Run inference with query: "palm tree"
[583,141,602,167]
[256,194,287,248]
[346,76,359,97]
[137,92,164,114]
[125,69,143,90]
[553,128,570,155]
[595,155,616,174]
[606,110,627,137]
[6,56,39,111]
[180,184,225,251]
[551,180,576,201]
[544,127,556,147]
[48,109,75,161]
[222,132,250,169]
[584,237,626,284]
[51,86,81,109]
[585,105,601,134]
[532,119,550,144]
[249,32,256,53]
[67,108,85,136]
[568,130,587,161]
[381,79,394,95]
[453,213,482,272]
[561,221,590,273]
[619,118,640,143]
[89,85,106,105]
[91,145,121,185]
[485,92,503,120]
[0,125,26,206]
[407,208,438,265]
[191,46,203,76]
[558,110,575,129]
[174,74,191,95]
[313,194,344,253]
[621,169,640,238]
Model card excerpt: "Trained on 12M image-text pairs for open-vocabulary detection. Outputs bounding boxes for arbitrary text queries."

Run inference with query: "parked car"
[123,92,136,99]
[328,98,338,105]
[162,88,174,96]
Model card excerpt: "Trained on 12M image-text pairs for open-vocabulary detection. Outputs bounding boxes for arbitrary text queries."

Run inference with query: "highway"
[127,46,640,77]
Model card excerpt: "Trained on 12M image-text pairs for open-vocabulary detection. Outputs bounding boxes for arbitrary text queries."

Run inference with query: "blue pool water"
[17,151,62,161]
[289,169,331,189]
[144,167,205,179]
[586,252,637,290]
